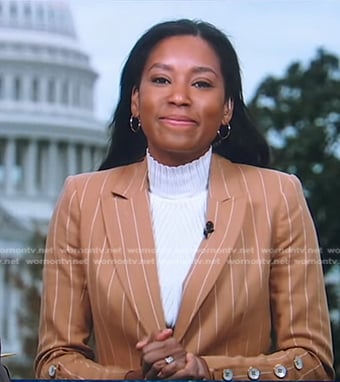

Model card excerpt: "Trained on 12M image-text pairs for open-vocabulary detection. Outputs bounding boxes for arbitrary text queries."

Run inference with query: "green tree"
[248,48,340,378]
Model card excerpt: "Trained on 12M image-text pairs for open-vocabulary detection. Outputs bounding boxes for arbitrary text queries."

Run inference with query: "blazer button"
[248,367,261,380]
[48,364,57,378]
[294,356,304,370]
[273,364,287,379]
[222,368,233,381]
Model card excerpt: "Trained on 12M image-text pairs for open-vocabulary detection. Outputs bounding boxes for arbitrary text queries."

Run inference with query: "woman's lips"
[160,116,197,127]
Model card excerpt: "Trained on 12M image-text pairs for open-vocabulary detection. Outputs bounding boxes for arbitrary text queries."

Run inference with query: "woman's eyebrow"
[192,66,218,77]
[148,63,218,77]
[148,63,172,72]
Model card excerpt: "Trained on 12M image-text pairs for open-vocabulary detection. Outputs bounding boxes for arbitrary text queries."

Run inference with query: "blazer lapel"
[174,155,247,341]
[100,155,247,340]
[100,160,165,335]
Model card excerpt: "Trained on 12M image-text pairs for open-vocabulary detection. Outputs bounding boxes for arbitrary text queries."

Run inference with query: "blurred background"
[0,0,339,378]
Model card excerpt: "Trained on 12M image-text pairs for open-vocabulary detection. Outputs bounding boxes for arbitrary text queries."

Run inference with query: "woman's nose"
[167,82,191,106]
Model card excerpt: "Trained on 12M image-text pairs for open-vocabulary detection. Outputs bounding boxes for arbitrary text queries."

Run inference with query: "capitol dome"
[0,0,107,355]
[0,0,107,229]
[0,0,76,37]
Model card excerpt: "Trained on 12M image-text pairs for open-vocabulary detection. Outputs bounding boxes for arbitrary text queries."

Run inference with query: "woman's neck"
[146,147,212,198]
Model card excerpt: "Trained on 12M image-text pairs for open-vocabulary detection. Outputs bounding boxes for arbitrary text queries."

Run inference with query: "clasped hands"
[133,328,209,380]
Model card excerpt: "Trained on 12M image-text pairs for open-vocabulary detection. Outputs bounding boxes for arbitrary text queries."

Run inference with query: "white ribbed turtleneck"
[147,147,212,327]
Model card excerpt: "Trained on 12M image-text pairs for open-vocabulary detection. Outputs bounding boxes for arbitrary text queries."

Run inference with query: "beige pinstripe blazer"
[35,154,334,380]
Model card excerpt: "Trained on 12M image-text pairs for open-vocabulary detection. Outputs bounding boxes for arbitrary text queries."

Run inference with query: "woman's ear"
[222,98,234,125]
[131,87,140,116]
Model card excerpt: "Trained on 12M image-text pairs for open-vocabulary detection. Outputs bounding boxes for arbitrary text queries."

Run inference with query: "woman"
[35,19,334,380]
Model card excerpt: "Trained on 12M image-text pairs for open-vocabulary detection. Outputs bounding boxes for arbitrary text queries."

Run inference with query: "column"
[81,145,92,173]
[93,146,105,170]
[55,77,61,106]
[0,264,4,338]
[4,73,12,101]
[90,84,95,111]
[67,143,77,175]
[69,80,75,109]
[39,144,49,194]
[4,138,16,195]
[0,75,3,100]
[67,78,72,108]
[24,139,38,195]
[40,76,47,105]
[22,74,30,102]
[0,140,5,188]
[47,141,58,196]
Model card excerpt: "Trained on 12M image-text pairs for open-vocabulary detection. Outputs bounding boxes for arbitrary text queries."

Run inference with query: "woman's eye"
[152,77,170,84]
[193,81,212,88]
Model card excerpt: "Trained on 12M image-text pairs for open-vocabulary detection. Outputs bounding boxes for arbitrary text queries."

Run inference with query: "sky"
[68,0,340,123]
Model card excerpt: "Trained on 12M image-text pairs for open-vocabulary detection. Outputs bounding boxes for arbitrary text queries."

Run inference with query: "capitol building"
[0,0,107,355]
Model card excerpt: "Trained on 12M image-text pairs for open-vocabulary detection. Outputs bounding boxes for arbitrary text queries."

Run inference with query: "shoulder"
[213,154,304,197]
[69,162,139,182]
[61,160,146,198]
[215,153,299,181]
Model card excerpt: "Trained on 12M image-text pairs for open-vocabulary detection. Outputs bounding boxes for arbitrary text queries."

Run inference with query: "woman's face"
[131,35,233,166]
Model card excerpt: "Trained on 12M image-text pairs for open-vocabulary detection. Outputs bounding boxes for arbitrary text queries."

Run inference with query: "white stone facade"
[0,0,107,354]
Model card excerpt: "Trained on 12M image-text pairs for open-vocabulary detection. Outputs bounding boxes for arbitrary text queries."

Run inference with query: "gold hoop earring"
[217,124,231,141]
[129,115,141,133]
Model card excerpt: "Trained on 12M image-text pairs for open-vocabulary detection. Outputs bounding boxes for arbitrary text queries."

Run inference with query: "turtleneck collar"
[146,147,212,198]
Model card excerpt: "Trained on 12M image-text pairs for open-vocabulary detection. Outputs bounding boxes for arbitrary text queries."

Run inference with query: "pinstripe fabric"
[35,154,334,380]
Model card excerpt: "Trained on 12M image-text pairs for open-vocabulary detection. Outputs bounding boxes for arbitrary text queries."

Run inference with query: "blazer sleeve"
[201,174,335,380]
[34,176,132,379]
